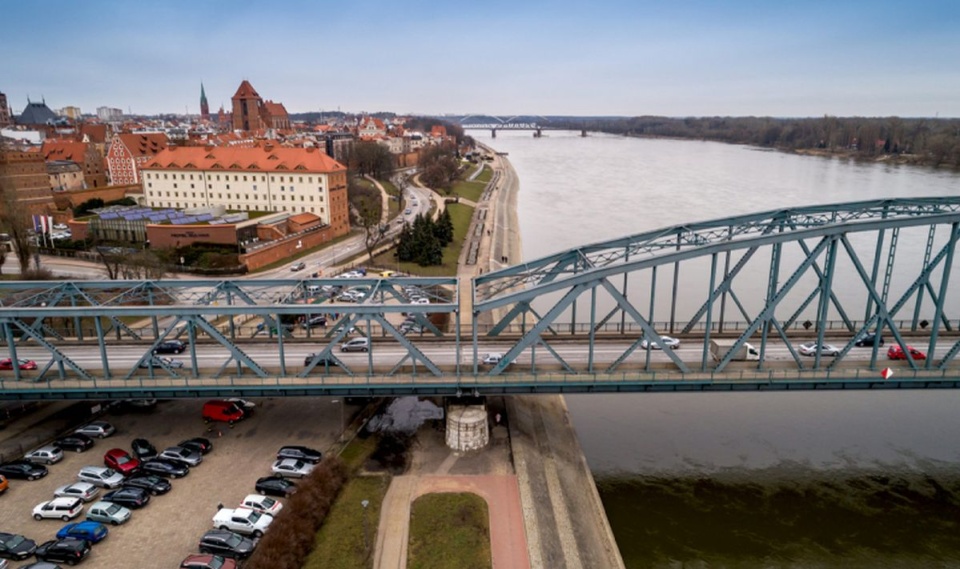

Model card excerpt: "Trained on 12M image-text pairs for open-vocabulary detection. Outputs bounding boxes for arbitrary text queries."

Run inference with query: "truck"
[709,339,760,362]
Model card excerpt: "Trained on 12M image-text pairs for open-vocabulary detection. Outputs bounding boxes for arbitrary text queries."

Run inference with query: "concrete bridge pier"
[534,128,541,138]
[491,128,497,138]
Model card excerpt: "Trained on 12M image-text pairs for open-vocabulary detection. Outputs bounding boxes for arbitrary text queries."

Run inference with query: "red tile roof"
[80,124,108,144]
[233,80,260,99]
[116,133,168,157]
[42,140,89,162]
[263,101,288,117]
[289,212,319,224]
[144,145,346,173]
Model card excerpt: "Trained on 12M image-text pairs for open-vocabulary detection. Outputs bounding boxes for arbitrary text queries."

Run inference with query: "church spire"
[200,82,210,121]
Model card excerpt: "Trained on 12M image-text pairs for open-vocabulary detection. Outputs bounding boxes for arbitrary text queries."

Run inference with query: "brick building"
[0,150,56,215]
[42,140,108,188]
[106,133,168,185]
[0,91,11,127]
[231,80,289,132]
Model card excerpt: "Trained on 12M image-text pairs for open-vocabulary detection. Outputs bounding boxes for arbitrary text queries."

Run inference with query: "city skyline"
[2,0,959,118]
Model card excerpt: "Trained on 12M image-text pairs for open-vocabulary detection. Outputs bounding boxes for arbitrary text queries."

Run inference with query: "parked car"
[0,461,48,481]
[24,446,64,465]
[276,445,322,464]
[77,466,124,489]
[180,553,237,569]
[154,340,187,354]
[103,449,140,475]
[202,400,245,425]
[32,497,83,521]
[55,434,94,453]
[178,437,213,455]
[271,458,314,478]
[158,446,203,467]
[854,332,885,347]
[54,482,100,503]
[301,315,328,329]
[122,474,171,496]
[0,358,37,371]
[130,438,158,461]
[239,494,283,516]
[198,529,256,559]
[340,337,370,352]
[0,532,37,561]
[74,421,115,439]
[290,261,306,272]
[0,475,6,494]
[212,507,273,537]
[85,500,131,526]
[56,521,108,544]
[887,345,926,360]
[798,342,841,357]
[102,487,150,509]
[139,357,183,369]
[640,336,681,350]
[139,459,189,478]
[33,538,90,565]
[254,476,297,497]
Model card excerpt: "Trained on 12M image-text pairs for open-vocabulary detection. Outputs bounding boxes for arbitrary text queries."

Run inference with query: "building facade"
[230,80,289,132]
[96,107,123,122]
[42,140,108,188]
[0,91,11,127]
[141,144,349,232]
[106,133,168,185]
[0,150,56,214]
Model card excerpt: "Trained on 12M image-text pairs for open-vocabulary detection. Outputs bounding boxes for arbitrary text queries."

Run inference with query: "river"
[471,129,960,568]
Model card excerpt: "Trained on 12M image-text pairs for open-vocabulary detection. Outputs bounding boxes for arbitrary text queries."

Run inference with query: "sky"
[2,0,959,118]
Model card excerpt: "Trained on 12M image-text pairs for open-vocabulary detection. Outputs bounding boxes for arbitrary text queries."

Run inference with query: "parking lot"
[1,397,345,567]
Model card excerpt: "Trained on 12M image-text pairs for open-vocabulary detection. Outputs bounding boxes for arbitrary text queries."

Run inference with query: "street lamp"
[361,499,370,557]
[331,398,344,441]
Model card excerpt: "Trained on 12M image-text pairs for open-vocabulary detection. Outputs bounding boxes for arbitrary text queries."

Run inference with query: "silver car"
[25,446,64,465]
[74,421,115,438]
[77,466,125,489]
[54,482,101,503]
[158,446,203,467]
[86,500,131,526]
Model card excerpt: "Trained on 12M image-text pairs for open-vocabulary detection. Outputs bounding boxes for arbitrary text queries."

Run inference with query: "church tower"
[200,83,210,121]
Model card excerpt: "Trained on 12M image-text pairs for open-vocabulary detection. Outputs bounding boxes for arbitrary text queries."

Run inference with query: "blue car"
[56,520,108,544]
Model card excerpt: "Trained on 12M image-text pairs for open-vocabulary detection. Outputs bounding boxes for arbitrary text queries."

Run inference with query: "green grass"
[408,493,491,569]
[474,166,493,184]
[340,436,378,472]
[304,475,389,569]
[372,202,473,277]
[448,178,486,203]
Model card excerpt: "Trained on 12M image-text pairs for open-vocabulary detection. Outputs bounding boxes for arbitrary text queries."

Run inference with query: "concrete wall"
[241,224,344,271]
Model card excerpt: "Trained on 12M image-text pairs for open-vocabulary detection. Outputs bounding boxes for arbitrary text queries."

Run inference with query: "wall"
[241,224,345,271]
[146,223,239,249]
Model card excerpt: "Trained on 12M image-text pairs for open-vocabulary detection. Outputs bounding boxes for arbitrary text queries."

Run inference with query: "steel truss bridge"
[458,114,554,132]
[1,197,959,400]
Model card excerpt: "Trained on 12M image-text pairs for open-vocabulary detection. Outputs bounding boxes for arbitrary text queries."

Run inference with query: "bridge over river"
[1,197,958,400]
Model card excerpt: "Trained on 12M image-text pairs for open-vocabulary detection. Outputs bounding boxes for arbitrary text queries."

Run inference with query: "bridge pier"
[534,128,541,138]
[491,129,496,138]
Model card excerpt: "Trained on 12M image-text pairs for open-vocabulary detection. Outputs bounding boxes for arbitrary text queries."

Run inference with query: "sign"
[881,368,894,380]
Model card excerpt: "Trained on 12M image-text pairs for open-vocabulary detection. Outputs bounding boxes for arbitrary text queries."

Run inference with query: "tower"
[231,80,263,132]
[200,83,210,121]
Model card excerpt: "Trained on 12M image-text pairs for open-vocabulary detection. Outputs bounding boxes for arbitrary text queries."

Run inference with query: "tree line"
[396,210,454,266]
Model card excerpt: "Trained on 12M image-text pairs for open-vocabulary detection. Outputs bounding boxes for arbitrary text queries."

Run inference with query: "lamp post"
[361,499,370,557]
[331,398,344,441]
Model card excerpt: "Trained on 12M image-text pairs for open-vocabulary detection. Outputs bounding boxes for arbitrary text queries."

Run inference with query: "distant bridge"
[456,115,560,137]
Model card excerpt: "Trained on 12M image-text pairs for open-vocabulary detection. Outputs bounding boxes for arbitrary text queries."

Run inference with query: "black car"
[255,475,297,497]
[276,445,322,464]
[854,332,885,347]
[153,340,187,354]
[0,460,48,481]
[178,437,213,455]
[131,438,158,461]
[0,532,37,561]
[198,529,256,559]
[123,474,171,496]
[34,538,90,565]
[304,353,337,367]
[103,487,151,509]
[55,433,95,453]
[140,459,189,478]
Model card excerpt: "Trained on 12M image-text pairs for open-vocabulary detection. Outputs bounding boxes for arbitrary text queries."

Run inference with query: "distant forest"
[551,116,960,168]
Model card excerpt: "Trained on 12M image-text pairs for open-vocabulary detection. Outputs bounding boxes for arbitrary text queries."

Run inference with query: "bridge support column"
[534,128,541,138]
[491,129,496,138]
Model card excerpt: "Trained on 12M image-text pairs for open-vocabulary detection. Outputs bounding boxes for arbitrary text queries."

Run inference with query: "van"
[202,400,245,425]
[340,337,370,352]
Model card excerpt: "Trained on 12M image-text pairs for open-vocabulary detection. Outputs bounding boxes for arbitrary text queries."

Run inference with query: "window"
[190,174,194,180]
[190,183,195,189]
[226,184,230,189]
[180,174,185,180]
[148,182,152,188]
[299,176,303,183]
[216,175,220,181]
[253,185,257,191]
[164,174,168,179]
[243,175,247,181]
[234,175,238,181]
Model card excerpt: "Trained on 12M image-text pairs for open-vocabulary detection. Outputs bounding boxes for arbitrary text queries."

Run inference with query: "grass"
[371,202,473,277]
[408,493,491,569]
[448,178,486,203]
[474,166,493,184]
[379,178,401,217]
[304,476,390,569]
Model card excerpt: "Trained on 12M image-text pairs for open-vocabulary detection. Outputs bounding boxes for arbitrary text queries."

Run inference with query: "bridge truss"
[0,198,959,399]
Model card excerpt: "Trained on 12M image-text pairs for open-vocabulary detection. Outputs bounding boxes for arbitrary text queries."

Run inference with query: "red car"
[0,358,37,370]
[887,345,926,361]
[103,448,141,476]
[181,553,237,569]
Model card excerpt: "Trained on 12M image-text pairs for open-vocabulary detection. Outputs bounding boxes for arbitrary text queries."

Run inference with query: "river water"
[471,129,960,568]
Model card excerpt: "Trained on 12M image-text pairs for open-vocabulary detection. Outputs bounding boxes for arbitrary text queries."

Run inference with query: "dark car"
[102,487,150,509]
[131,438,158,461]
[276,445,322,464]
[140,459,189,478]
[303,353,337,367]
[55,433,95,453]
[154,340,187,354]
[854,332,885,347]
[0,460,48,481]
[0,532,37,561]
[178,437,213,455]
[123,474,171,496]
[198,529,256,559]
[301,315,328,329]
[34,538,90,566]
[254,475,297,497]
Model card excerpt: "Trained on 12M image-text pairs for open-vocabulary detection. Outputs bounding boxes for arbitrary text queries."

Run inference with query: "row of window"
[147,184,325,201]
[150,201,326,215]
[154,189,321,203]
[145,172,323,185]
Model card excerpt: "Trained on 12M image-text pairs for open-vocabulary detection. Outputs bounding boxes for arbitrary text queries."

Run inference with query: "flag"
[881,368,894,380]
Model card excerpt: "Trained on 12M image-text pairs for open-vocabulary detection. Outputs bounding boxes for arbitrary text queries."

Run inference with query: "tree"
[436,208,454,246]
[355,195,387,263]
[346,141,394,179]
[0,179,36,274]
[418,143,461,192]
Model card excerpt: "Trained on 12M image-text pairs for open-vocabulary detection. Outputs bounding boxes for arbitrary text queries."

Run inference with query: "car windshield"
[248,511,262,523]
[260,497,276,508]
[116,455,132,465]
[225,533,242,547]
[209,557,225,569]
[106,503,122,514]
[102,468,118,477]
[4,534,24,547]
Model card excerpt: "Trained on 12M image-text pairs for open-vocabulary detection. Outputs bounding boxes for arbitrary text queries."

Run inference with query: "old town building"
[0,150,56,214]
[106,132,168,185]
[0,91,11,127]
[42,140,108,188]
[231,80,289,132]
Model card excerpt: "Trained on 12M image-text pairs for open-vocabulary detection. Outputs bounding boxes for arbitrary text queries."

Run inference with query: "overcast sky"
[3,0,959,118]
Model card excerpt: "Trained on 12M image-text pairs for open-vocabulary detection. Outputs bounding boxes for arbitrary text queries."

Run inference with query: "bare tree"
[0,180,36,274]
[356,196,388,263]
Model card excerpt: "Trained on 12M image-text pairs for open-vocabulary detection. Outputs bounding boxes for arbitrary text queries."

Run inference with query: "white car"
[640,336,681,350]
[212,507,273,537]
[33,497,83,521]
[158,446,203,467]
[227,398,256,412]
[25,445,64,465]
[77,466,125,489]
[271,458,315,478]
[74,421,115,438]
[798,342,840,357]
[481,353,505,365]
[239,494,284,516]
[54,482,101,502]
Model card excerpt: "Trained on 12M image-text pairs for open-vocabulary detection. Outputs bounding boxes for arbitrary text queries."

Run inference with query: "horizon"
[2,1,959,118]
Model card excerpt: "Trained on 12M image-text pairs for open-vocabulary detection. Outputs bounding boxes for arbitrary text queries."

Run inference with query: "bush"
[245,457,349,569]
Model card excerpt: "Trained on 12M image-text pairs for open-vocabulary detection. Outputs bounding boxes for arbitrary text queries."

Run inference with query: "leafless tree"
[0,179,36,274]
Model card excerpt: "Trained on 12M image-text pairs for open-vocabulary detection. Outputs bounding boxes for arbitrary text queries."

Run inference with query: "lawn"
[372,202,473,277]
[304,475,390,569]
[474,166,493,184]
[448,178,486,203]
[407,493,491,569]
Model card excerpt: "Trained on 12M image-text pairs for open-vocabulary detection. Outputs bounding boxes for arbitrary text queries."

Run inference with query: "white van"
[340,338,370,352]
